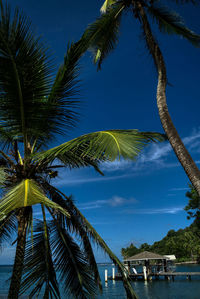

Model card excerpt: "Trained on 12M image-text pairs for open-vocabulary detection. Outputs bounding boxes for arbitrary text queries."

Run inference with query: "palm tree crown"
[0,1,165,298]
[82,0,200,69]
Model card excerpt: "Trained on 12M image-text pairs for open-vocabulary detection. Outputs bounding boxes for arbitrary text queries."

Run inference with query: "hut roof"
[124,251,169,262]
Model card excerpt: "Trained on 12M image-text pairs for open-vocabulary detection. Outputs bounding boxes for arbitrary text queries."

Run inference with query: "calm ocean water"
[0,264,200,298]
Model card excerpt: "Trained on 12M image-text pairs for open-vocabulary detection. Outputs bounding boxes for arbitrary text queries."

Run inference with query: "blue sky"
[1,0,200,263]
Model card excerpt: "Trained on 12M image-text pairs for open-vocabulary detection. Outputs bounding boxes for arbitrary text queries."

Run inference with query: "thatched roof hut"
[124,251,170,274]
[124,251,169,262]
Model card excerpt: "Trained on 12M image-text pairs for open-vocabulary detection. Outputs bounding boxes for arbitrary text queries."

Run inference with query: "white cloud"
[78,196,137,210]
[54,172,130,186]
[101,160,132,172]
[101,128,200,172]
[170,187,188,191]
[123,206,184,215]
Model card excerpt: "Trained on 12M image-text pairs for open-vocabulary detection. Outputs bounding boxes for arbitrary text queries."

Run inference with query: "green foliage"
[82,0,200,68]
[184,184,200,227]
[82,2,124,69]
[121,184,200,262]
[148,4,200,46]
[20,219,60,298]
[121,243,139,258]
[0,180,70,220]
[35,130,166,167]
[0,212,17,250]
[121,223,200,262]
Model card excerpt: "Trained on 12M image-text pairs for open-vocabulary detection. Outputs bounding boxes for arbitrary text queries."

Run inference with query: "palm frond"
[20,218,60,298]
[147,4,200,46]
[61,198,138,299]
[0,212,17,251]
[42,181,102,292]
[46,41,84,138]
[0,2,53,144]
[100,0,116,13]
[35,130,166,170]
[82,2,125,69]
[0,126,16,150]
[49,218,98,298]
[0,179,70,219]
[0,167,7,186]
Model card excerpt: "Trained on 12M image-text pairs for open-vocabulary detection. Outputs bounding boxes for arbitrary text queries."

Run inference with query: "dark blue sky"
[1,0,200,263]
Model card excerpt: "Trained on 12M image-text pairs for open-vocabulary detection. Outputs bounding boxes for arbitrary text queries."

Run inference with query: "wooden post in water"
[143,266,147,281]
[112,268,115,280]
[105,270,108,282]
[124,264,129,277]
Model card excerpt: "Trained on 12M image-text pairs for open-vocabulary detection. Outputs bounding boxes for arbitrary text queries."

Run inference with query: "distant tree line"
[121,186,200,263]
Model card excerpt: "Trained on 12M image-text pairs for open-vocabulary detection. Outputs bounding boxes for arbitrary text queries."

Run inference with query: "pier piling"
[105,270,108,282]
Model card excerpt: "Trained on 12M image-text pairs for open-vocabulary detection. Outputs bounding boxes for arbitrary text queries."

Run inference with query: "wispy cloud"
[170,187,188,191]
[123,206,184,215]
[102,128,200,172]
[54,173,130,187]
[78,196,137,210]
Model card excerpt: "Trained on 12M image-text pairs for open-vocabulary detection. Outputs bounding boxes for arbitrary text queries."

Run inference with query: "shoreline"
[175,261,198,265]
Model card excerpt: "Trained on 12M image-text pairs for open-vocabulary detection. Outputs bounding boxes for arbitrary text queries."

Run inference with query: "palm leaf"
[0,179,70,219]
[20,218,60,298]
[59,197,138,299]
[0,167,7,186]
[0,3,83,147]
[49,218,98,298]
[0,126,16,151]
[0,2,52,143]
[46,41,83,137]
[42,181,102,292]
[100,0,116,13]
[82,2,125,69]
[0,212,17,251]
[35,130,166,170]
[147,4,200,46]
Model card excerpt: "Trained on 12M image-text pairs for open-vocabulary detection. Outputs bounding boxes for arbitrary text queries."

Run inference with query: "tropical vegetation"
[122,186,200,263]
[0,1,165,298]
[122,223,200,263]
[80,0,200,195]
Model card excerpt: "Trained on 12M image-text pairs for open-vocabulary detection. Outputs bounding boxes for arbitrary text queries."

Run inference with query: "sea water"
[0,264,200,298]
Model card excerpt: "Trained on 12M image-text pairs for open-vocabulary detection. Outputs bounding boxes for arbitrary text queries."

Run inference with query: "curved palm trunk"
[8,209,28,299]
[137,3,200,195]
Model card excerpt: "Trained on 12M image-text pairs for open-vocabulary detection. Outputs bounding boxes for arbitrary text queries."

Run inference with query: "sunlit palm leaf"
[20,219,60,298]
[148,4,200,46]
[50,219,98,298]
[100,0,116,13]
[0,212,17,251]
[35,130,166,169]
[82,2,124,69]
[0,167,7,186]
[0,179,70,219]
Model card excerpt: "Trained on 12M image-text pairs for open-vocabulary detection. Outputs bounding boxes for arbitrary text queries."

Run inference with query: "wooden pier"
[108,272,200,281]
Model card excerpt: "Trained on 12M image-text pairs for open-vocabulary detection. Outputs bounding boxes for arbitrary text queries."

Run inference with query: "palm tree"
[0,2,165,298]
[81,0,200,195]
